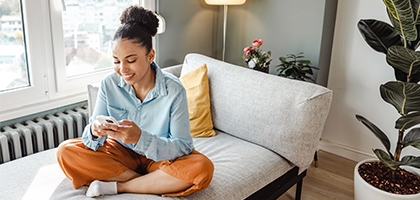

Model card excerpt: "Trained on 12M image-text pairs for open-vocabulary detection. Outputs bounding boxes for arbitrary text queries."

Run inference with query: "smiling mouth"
[122,73,134,80]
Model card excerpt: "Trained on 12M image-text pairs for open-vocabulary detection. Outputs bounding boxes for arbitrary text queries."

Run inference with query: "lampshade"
[155,13,166,34]
[205,0,246,5]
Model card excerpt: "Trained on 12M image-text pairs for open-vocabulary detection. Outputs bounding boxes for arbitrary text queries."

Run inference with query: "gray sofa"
[0,53,332,199]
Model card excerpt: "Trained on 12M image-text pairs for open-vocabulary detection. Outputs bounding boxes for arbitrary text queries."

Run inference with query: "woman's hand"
[93,120,142,144]
[91,120,109,138]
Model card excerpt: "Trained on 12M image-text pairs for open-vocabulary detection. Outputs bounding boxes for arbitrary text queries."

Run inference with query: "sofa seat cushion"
[188,131,295,199]
[0,132,293,200]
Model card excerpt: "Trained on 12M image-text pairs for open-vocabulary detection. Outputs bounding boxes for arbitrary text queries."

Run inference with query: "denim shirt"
[81,62,193,161]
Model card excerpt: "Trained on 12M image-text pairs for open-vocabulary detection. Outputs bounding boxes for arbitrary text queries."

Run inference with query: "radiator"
[0,106,89,164]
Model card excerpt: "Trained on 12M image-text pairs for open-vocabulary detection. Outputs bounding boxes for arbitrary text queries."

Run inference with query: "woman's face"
[112,38,155,87]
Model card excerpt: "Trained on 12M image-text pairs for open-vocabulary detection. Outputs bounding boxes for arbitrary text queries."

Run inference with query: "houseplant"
[242,39,271,73]
[355,0,420,199]
[275,52,319,83]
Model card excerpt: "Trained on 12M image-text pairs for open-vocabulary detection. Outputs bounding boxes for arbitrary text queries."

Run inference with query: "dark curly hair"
[113,5,159,54]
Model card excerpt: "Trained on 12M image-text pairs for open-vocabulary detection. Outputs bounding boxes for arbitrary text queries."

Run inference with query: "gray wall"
[156,0,337,86]
[156,0,218,67]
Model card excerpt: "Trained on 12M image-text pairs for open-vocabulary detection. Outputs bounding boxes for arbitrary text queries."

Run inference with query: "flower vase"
[253,66,269,73]
[248,58,269,73]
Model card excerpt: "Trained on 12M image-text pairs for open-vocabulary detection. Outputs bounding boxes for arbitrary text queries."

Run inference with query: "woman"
[56,5,214,198]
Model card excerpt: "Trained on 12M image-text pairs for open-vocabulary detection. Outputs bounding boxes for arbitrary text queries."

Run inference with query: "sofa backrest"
[181,53,333,170]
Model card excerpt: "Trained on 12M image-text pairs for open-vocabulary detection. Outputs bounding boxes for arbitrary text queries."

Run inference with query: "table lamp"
[205,0,246,61]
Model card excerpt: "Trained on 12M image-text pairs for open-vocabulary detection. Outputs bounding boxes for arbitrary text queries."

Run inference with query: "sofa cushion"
[163,64,183,77]
[87,84,99,117]
[181,53,333,171]
[180,64,216,137]
[0,131,293,199]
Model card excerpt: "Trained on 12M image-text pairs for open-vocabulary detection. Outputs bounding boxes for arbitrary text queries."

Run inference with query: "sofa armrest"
[181,53,333,171]
[162,64,183,78]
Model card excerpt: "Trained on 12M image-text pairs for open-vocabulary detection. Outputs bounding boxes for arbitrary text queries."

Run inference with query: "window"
[51,0,139,93]
[0,1,28,92]
[0,0,149,121]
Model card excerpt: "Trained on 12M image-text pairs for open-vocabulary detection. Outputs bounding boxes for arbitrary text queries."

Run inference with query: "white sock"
[86,180,117,198]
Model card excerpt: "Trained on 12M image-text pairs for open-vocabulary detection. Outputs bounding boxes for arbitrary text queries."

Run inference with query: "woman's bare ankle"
[107,169,141,182]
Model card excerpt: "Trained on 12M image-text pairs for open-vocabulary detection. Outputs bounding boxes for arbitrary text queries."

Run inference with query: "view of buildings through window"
[0,0,133,91]
[63,0,133,77]
[0,0,27,92]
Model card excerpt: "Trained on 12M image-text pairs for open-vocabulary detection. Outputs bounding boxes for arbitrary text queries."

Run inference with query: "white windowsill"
[0,91,87,122]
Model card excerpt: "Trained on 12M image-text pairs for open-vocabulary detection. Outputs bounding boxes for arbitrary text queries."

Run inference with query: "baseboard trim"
[319,139,375,162]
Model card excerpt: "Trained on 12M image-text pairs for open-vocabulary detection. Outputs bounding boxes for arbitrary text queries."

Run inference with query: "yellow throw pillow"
[180,64,216,137]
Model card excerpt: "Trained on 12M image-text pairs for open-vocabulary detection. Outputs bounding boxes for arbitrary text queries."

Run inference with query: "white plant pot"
[247,58,257,69]
[354,158,420,200]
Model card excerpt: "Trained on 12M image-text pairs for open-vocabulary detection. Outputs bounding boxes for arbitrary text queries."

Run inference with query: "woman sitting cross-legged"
[56,5,214,198]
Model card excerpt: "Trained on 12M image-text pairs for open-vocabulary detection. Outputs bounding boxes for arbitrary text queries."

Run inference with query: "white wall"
[322,0,418,161]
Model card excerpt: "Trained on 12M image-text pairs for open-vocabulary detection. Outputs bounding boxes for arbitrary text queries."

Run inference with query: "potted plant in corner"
[275,52,319,83]
[355,0,420,199]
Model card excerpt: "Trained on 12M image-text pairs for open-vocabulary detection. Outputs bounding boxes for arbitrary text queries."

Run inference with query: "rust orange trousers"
[56,138,214,196]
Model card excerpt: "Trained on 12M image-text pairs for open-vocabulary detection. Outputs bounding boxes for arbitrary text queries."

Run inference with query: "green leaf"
[386,45,420,76]
[396,111,420,129]
[380,81,420,115]
[383,0,417,41]
[279,57,286,63]
[373,149,420,169]
[403,127,420,149]
[300,60,311,64]
[355,115,392,153]
[357,19,403,54]
[374,149,400,170]
[285,69,292,76]
[412,0,420,25]
[286,54,295,59]
[401,155,420,168]
[401,155,415,162]
[301,67,311,71]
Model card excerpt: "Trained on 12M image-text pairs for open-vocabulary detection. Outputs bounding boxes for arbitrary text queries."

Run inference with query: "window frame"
[0,0,150,121]
[0,0,52,120]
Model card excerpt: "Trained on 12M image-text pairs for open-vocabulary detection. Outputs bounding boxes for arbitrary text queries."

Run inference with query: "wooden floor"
[278,150,357,200]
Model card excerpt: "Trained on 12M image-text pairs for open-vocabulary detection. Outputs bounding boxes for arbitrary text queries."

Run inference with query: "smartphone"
[96,115,118,125]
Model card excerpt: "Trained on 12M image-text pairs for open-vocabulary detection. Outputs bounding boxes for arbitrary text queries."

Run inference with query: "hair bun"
[120,5,159,36]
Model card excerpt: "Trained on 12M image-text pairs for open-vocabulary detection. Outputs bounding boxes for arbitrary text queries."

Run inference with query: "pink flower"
[252,39,263,47]
[243,46,252,55]
[242,39,271,73]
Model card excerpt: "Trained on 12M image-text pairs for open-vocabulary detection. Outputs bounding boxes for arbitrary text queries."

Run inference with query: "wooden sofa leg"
[314,150,319,168]
[295,178,304,200]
